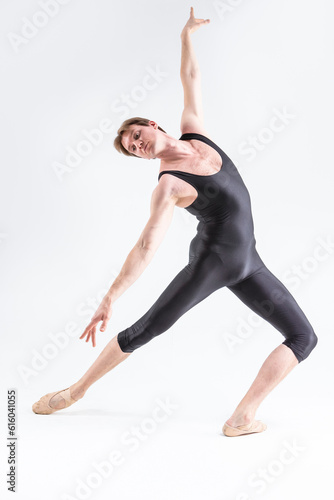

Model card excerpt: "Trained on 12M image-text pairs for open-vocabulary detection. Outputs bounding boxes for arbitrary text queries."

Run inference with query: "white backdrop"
[1,1,333,499]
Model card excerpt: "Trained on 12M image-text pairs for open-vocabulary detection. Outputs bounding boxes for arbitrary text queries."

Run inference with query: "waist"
[196,218,255,243]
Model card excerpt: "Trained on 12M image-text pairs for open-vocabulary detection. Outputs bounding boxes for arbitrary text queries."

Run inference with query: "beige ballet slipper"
[222,420,267,437]
[32,387,78,415]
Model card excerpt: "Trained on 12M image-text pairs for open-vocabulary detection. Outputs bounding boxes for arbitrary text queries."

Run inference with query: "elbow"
[136,239,155,254]
[180,68,200,80]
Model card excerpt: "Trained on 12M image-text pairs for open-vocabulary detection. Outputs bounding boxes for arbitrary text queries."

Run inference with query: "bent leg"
[227,266,318,362]
[118,253,226,352]
[224,266,318,430]
[225,344,299,429]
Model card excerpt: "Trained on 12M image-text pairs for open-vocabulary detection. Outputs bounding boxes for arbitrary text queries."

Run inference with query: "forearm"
[180,30,200,79]
[106,244,154,303]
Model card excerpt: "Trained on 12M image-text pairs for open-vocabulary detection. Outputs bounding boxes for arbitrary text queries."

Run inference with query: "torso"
[158,137,223,208]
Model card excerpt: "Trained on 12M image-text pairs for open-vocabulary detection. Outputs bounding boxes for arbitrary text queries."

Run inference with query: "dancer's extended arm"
[107,190,177,303]
[180,6,210,135]
[79,188,177,346]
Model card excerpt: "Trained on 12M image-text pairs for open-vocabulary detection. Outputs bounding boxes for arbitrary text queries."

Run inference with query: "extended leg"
[49,336,130,410]
[33,254,225,413]
[223,267,318,434]
[32,336,130,413]
[117,253,225,352]
[76,255,225,397]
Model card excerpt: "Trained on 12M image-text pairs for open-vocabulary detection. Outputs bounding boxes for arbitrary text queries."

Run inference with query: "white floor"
[2,336,332,500]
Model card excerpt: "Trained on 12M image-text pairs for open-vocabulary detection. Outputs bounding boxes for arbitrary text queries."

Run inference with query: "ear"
[149,120,158,129]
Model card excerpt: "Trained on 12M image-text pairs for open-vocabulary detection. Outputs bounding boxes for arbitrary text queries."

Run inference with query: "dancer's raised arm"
[180,6,210,135]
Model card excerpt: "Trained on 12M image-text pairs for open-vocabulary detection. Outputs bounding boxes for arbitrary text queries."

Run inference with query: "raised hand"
[181,6,210,37]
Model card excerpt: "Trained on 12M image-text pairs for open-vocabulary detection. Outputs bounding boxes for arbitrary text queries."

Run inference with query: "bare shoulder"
[153,175,180,204]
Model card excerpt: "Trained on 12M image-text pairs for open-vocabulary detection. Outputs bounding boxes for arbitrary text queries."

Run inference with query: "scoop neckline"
[158,166,223,179]
[158,134,224,180]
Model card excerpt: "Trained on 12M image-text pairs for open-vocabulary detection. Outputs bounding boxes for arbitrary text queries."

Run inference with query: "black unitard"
[117,133,318,362]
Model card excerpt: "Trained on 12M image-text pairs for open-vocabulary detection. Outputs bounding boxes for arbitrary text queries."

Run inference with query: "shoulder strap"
[179,132,215,146]
[180,133,224,166]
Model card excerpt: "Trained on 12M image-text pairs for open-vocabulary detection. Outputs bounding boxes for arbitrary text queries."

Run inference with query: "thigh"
[148,253,226,326]
[227,266,313,341]
[118,253,226,352]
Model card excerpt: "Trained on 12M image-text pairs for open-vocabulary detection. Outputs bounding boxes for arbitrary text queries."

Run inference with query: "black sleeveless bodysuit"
[158,133,265,284]
[117,133,317,362]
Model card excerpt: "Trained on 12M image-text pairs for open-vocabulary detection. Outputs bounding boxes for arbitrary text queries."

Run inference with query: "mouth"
[144,142,148,153]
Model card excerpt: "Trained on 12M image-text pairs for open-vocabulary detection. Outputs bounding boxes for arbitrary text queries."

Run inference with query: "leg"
[117,253,226,352]
[33,254,225,413]
[77,254,225,392]
[222,266,318,434]
[32,336,130,413]
[226,344,298,428]
[49,335,130,409]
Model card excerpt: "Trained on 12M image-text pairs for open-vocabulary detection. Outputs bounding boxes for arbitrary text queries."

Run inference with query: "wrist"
[180,28,191,40]
[105,289,117,304]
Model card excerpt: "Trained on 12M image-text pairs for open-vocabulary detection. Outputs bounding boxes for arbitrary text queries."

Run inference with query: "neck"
[155,134,193,163]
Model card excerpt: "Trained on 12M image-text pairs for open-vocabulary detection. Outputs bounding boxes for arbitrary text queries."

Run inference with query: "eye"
[132,131,140,151]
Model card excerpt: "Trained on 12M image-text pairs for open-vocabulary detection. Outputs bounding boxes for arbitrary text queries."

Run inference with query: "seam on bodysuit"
[227,264,266,288]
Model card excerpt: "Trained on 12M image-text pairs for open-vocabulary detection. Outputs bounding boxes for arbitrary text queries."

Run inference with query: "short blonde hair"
[113,117,166,157]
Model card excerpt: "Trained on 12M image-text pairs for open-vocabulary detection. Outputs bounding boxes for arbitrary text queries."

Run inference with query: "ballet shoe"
[222,419,267,437]
[32,387,78,415]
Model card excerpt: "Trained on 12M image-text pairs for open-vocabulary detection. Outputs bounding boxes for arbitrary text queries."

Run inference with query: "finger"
[190,6,194,17]
[79,330,88,339]
[79,319,96,338]
[87,326,96,342]
[92,331,96,347]
[79,324,90,338]
[100,318,108,331]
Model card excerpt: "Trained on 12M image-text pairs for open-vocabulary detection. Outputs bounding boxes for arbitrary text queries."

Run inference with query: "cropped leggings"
[117,252,318,363]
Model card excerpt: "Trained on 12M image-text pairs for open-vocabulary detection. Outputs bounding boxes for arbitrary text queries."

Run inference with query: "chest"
[164,143,222,208]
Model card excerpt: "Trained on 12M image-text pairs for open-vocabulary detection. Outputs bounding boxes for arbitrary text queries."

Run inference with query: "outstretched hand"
[79,295,113,347]
[181,6,210,36]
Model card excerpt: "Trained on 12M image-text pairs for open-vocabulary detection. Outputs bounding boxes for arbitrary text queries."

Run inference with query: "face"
[121,121,160,159]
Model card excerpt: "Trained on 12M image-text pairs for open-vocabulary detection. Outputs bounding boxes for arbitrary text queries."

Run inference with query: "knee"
[302,327,318,361]
[117,330,135,353]
[285,325,318,363]
[309,328,318,351]
[117,320,162,353]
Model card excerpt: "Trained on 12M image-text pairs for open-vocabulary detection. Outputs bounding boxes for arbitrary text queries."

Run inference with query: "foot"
[32,385,84,415]
[48,385,85,410]
[222,411,267,437]
[226,412,254,428]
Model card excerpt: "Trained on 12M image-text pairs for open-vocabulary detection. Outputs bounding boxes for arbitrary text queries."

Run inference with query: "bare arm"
[105,187,177,304]
[180,7,210,135]
[80,186,178,346]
